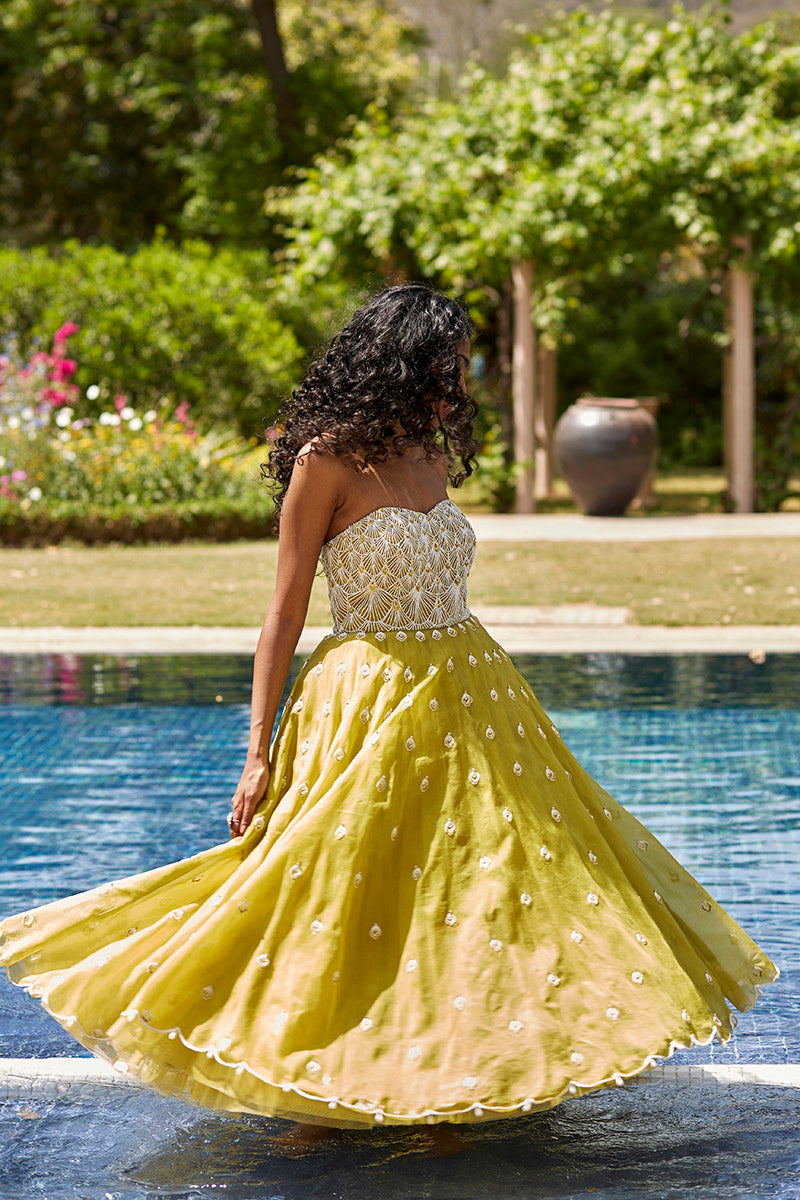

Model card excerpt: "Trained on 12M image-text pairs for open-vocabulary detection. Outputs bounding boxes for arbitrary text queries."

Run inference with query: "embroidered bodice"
[319,498,476,633]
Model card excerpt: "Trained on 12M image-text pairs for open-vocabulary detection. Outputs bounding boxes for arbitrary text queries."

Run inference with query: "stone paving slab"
[2,623,799,655]
[469,511,800,542]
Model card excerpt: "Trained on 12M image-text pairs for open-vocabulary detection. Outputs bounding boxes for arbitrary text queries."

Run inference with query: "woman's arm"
[228,447,341,837]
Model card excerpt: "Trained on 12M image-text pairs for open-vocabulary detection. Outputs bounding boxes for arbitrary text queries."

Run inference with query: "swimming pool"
[0,652,797,1198]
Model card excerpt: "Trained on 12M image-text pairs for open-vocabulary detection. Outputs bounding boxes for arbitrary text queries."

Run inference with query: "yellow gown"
[0,498,780,1127]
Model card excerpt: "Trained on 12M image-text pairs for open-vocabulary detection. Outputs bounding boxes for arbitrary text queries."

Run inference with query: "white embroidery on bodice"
[319,498,476,633]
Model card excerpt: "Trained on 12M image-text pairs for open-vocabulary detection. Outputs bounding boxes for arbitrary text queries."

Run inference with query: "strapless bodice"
[319,498,476,633]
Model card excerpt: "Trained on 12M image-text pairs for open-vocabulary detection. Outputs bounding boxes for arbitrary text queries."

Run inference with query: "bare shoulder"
[291,438,349,494]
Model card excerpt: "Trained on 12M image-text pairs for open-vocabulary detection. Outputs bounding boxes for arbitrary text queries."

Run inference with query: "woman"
[0,283,779,1129]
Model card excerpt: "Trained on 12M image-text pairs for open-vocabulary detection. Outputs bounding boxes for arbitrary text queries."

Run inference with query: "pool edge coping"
[2,624,800,656]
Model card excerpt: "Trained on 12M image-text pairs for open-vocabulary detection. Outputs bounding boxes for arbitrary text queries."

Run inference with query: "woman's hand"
[228,754,270,838]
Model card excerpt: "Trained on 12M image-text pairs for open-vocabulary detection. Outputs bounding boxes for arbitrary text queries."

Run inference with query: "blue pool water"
[0,652,798,1199]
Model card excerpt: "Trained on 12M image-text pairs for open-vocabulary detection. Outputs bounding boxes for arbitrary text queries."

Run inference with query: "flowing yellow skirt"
[0,616,779,1127]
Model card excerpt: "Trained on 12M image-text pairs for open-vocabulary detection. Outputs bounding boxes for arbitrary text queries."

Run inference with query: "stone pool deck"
[3,619,800,656]
[3,510,798,655]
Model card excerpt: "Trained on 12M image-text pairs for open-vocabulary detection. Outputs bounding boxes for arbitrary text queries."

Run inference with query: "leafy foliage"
[0,238,358,435]
[273,3,800,508]
[0,0,423,245]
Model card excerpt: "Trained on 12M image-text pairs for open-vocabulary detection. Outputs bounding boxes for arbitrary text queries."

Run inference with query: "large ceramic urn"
[553,398,658,517]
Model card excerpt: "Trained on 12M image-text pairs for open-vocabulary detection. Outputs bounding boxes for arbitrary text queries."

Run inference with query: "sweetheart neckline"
[321,497,456,550]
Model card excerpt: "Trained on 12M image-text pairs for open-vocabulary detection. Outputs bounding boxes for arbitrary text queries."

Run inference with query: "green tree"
[272,3,800,507]
[0,0,423,247]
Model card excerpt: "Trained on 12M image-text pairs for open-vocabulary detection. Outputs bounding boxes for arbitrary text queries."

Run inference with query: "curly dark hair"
[262,283,480,510]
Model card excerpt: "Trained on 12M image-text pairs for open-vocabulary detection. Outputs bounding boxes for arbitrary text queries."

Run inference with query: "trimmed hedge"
[0,498,277,547]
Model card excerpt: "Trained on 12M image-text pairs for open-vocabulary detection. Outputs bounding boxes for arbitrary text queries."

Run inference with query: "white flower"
[20,405,34,421]
[128,416,143,431]
[143,408,157,422]
[27,486,42,501]
[7,415,20,429]
[55,409,72,427]
[86,384,100,400]
[120,406,135,420]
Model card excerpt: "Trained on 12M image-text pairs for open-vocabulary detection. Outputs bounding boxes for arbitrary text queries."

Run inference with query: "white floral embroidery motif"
[444,911,457,926]
[468,769,481,785]
[320,502,475,633]
[444,819,456,836]
[520,892,532,906]
[513,762,522,776]
[444,732,455,748]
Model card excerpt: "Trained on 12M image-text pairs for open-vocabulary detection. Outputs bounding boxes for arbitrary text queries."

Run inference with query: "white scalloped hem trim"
[327,612,479,640]
[7,967,780,1125]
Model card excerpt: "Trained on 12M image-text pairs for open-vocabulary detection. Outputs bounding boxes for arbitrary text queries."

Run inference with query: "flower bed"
[0,323,274,545]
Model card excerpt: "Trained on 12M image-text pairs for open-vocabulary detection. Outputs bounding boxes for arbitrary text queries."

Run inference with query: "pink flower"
[41,386,68,405]
[10,469,27,482]
[114,394,128,412]
[175,400,190,423]
[31,352,51,365]
[54,322,80,345]
[51,359,77,381]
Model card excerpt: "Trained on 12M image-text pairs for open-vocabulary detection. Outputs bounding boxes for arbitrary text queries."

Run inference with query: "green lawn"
[3,537,798,627]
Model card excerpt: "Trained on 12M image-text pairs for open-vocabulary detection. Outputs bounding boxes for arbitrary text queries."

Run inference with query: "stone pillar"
[511,258,536,513]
